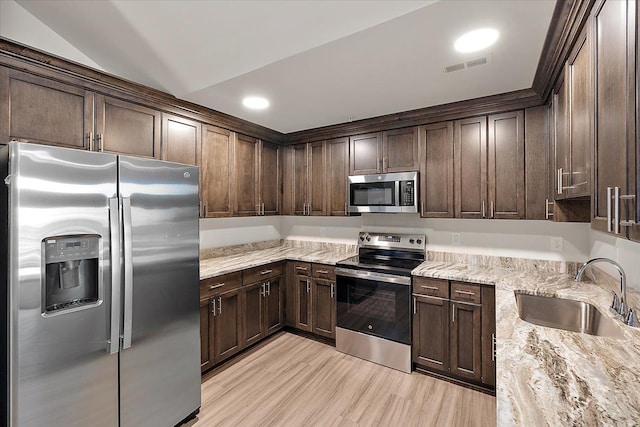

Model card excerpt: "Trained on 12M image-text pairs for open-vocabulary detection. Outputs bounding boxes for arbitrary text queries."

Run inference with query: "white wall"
[589,230,640,290]
[200,216,281,249]
[0,0,103,70]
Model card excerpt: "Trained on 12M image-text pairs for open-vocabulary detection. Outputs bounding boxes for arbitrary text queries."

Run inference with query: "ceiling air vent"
[444,56,489,73]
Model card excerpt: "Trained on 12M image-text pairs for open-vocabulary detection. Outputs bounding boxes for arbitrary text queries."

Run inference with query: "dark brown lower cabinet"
[295,274,312,332]
[213,288,242,362]
[242,281,265,347]
[412,296,449,371]
[200,297,212,372]
[312,278,336,339]
[413,279,494,389]
[265,276,284,335]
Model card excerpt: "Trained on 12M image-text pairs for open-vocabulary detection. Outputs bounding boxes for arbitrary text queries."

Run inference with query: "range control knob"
[417,239,422,244]
[360,236,365,241]
[409,239,415,244]
[365,236,371,242]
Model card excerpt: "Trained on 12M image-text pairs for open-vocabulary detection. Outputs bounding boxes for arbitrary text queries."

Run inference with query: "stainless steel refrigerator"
[1,141,201,427]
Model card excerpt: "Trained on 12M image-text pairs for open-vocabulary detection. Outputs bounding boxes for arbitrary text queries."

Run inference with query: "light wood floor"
[187,332,496,427]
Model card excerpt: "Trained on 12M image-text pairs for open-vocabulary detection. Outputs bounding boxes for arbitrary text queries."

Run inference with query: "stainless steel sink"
[514,291,625,339]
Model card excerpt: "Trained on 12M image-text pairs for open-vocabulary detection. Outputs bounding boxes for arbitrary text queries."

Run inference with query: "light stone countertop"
[199,243,356,280]
[412,260,640,426]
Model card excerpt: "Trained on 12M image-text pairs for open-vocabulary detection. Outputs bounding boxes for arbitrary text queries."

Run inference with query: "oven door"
[336,268,411,345]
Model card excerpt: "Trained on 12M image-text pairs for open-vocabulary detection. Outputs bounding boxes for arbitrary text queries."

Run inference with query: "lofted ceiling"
[13,0,556,133]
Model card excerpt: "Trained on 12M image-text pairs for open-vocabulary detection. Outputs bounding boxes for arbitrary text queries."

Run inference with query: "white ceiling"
[14,0,556,133]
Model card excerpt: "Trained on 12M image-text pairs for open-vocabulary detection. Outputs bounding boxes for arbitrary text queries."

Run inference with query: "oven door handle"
[335,267,411,286]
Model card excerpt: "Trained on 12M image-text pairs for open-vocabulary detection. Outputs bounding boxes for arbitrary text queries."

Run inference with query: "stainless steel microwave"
[348,171,419,213]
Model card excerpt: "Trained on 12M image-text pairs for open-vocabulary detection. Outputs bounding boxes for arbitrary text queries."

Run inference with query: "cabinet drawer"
[413,277,449,298]
[293,261,312,276]
[243,262,283,284]
[201,271,242,297]
[450,282,481,304]
[312,264,335,280]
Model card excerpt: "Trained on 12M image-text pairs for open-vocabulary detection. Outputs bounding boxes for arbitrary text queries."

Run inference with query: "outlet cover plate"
[452,233,461,245]
[550,237,563,252]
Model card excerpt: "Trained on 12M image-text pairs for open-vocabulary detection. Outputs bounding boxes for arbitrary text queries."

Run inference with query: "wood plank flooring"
[187,332,496,427]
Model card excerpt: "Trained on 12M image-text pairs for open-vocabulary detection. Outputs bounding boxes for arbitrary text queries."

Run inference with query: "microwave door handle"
[122,197,134,350]
[108,197,121,354]
[395,181,400,207]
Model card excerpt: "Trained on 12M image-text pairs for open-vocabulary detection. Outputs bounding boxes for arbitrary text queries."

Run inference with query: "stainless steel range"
[335,232,426,373]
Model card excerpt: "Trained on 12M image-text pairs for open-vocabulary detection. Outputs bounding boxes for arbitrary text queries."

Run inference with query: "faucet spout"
[575,258,627,317]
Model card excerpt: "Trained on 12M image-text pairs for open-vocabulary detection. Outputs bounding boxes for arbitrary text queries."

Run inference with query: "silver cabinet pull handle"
[607,187,613,232]
[421,285,439,290]
[557,168,563,195]
[377,158,381,171]
[345,203,348,216]
[492,333,496,362]
[267,281,271,296]
[209,283,225,290]
[97,133,104,152]
[211,299,216,316]
[260,270,273,275]
[421,201,424,217]
[218,296,222,314]
[452,303,455,322]
[413,297,417,315]
[296,266,308,271]
[306,279,310,293]
[108,198,121,355]
[317,270,329,274]
[455,290,476,297]
[545,199,554,219]
[614,186,620,234]
[260,283,265,297]
[481,200,486,218]
[330,283,334,298]
[87,131,94,151]
[490,201,494,218]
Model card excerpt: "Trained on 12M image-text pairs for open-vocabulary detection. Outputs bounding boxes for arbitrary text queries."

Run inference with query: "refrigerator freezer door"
[118,156,201,427]
[6,143,119,427]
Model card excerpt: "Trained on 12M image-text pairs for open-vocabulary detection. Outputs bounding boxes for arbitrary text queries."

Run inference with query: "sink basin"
[514,291,625,339]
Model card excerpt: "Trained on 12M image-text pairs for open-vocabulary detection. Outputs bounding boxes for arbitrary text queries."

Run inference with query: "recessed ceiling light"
[242,96,269,110]
[454,28,499,53]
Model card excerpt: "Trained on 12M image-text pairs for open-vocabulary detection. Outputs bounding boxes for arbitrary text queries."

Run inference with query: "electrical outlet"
[452,233,461,245]
[550,237,563,252]
[320,227,326,237]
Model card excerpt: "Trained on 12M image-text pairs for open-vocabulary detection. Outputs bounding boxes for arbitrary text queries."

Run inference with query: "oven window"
[336,275,411,345]
[351,182,395,206]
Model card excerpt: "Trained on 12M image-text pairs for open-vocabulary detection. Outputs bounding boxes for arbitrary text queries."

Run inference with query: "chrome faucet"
[575,258,628,319]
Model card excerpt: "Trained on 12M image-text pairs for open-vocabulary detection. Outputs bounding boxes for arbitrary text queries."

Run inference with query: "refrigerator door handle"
[122,197,134,349]
[108,197,122,354]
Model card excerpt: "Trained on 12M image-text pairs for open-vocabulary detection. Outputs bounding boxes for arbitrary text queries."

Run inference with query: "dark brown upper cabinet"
[524,105,552,220]
[419,122,454,218]
[592,0,638,240]
[326,137,349,216]
[0,68,93,150]
[161,113,201,166]
[200,125,234,217]
[308,141,327,216]
[454,117,487,219]
[259,141,281,216]
[96,95,161,158]
[349,128,419,175]
[555,27,593,200]
[234,134,259,216]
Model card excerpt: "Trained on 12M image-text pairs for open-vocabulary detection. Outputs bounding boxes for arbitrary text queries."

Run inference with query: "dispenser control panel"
[44,235,99,263]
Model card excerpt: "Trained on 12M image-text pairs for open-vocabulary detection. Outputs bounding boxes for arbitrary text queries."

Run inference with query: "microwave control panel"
[399,180,415,206]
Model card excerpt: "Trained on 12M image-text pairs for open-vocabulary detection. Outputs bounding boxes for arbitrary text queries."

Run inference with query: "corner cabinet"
[349,128,419,175]
[412,277,495,390]
[419,122,454,218]
[592,0,638,239]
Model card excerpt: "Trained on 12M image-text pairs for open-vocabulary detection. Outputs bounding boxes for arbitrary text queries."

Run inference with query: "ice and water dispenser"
[43,235,100,313]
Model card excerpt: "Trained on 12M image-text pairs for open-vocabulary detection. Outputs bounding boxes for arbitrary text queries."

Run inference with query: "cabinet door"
[420,122,454,218]
[292,144,308,215]
[201,125,234,217]
[326,137,349,216]
[525,106,551,220]
[554,78,570,200]
[161,113,200,165]
[264,276,284,336]
[0,68,93,149]
[481,286,496,387]
[488,111,525,219]
[566,29,592,198]
[295,275,312,332]
[350,132,382,175]
[593,0,637,236]
[450,302,482,382]
[308,141,326,215]
[213,289,242,362]
[95,95,160,157]
[413,295,449,372]
[455,117,487,218]
[235,134,259,215]
[260,141,280,215]
[312,279,335,339]
[200,297,212,372]
[382,127,419,172]
[242,282,264,348]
